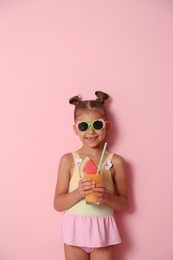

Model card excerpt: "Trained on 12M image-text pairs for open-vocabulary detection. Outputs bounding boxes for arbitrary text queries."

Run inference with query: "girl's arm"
[53,153,94,212]
[93,154,129,211]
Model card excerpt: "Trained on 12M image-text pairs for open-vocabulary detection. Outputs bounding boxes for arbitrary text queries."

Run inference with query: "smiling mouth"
[86,136,98,141]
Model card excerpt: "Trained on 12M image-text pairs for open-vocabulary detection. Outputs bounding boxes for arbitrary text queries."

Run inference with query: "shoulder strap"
[106,153,114,161]
[71,151,80,160]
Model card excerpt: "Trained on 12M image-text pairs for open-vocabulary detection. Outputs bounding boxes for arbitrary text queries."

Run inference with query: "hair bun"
[69,95,81,106]
[95,91,109,104]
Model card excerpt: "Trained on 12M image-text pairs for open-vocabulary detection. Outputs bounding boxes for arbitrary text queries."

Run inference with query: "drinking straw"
[96,142,107,174]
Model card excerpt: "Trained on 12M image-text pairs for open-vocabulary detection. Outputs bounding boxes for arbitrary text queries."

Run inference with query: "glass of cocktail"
[84,169,102,205]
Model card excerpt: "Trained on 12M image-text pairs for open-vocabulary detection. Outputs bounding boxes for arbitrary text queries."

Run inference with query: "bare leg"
[90,246,115,260]
[64,244,90,260]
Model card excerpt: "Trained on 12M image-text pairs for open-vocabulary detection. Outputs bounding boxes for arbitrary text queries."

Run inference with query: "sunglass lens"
[93,120,103,130]
[78,122,88,131]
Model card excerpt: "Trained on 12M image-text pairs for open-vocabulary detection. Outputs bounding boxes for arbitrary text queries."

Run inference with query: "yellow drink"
[84,171,102,205]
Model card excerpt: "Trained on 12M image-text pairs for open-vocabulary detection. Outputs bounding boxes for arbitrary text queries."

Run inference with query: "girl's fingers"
[78,179,95,197]
[80,181,95,190]
[92,186,107,198]
[95,184,106,188]
[78,179,107,199]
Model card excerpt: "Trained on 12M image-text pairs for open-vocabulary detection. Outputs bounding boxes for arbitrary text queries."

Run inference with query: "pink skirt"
[57,212,121,247]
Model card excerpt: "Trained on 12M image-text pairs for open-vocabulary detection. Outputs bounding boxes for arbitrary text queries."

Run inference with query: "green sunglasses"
[76,119,107,132]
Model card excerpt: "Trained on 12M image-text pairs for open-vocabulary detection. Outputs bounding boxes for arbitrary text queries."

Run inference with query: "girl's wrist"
[74,188,83,201]
[104,191,114,204]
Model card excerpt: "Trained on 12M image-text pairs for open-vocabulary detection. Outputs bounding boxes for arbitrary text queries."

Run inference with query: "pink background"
[0,1,173,260]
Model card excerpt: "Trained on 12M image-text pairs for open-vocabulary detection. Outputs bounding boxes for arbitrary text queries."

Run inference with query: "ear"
[105,121,112,134]
[73,124,79,136]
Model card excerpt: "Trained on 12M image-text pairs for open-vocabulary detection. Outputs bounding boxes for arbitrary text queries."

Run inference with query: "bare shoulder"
[60,152,74,163]
[58,152,74,171]
[112,153,125,166]
[111,153,126,178]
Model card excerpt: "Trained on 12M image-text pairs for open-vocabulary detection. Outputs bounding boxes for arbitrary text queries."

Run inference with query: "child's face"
[73,111,111,148]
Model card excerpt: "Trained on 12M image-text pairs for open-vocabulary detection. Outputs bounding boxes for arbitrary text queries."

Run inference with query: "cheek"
[74,129,85,138]
[99,130,106,138]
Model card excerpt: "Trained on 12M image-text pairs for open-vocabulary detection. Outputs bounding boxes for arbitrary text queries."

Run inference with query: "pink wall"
[0,1,173,259]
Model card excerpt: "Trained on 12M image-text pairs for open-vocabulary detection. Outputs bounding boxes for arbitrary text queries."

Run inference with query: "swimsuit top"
[66,151,115,216]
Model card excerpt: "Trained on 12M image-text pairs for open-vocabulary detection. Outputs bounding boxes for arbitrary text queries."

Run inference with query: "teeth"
[87,137,96,141]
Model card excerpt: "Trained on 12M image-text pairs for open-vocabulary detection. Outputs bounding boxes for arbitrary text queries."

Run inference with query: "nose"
[87,125,95,133]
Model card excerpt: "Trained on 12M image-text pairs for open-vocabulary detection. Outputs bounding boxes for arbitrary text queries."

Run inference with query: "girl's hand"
[92,184,108,202]
[77,178,95,199]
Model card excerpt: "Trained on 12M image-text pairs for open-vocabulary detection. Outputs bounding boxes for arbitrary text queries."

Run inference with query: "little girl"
[54,91,129,260]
